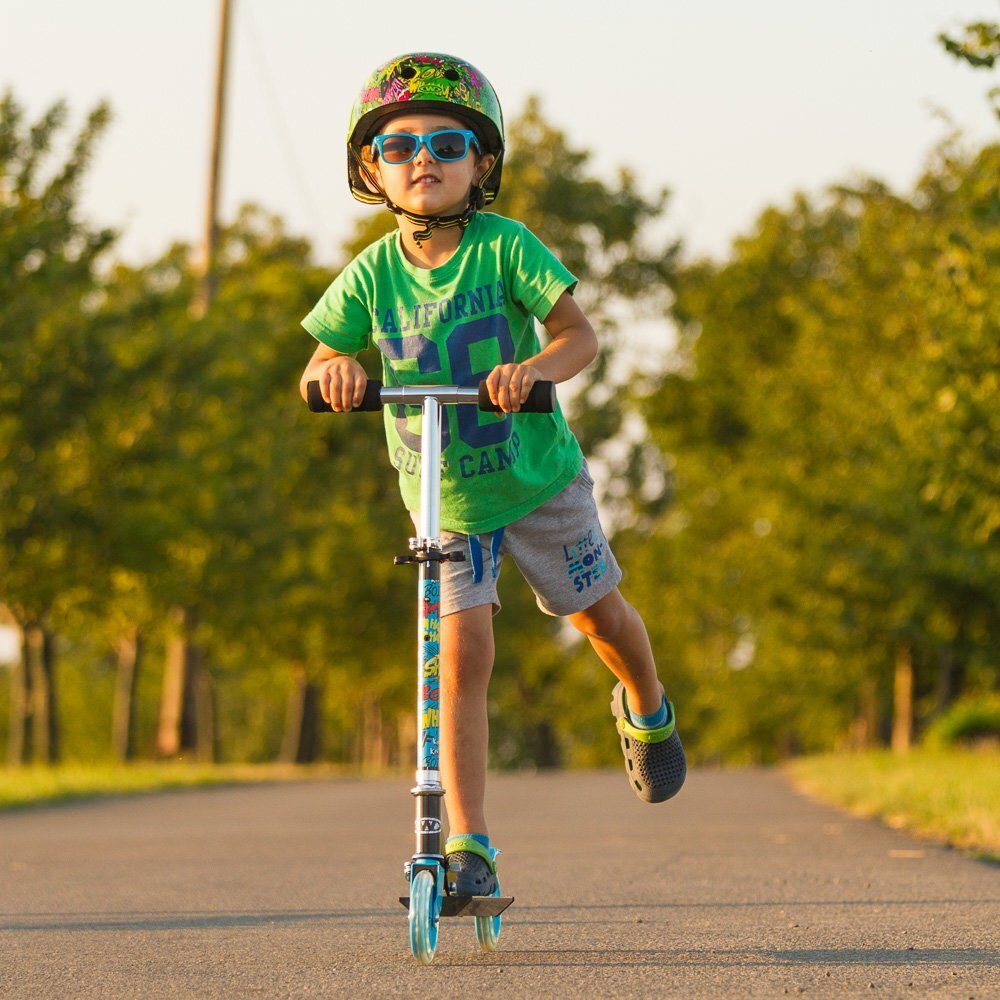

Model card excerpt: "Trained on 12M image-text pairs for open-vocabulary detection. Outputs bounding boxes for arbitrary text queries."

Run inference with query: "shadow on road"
[431,946,999,970]
[0,909,398,933]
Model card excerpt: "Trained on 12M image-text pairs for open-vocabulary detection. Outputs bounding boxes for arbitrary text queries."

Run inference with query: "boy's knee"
[442,604,496,678]
[568,590,630,642]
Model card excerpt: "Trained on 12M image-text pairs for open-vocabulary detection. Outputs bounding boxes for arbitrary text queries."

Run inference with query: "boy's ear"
[475,153,496,185]
[360,147,383,195]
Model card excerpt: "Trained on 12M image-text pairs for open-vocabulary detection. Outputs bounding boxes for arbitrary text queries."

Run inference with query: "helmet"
[347,52,505,209]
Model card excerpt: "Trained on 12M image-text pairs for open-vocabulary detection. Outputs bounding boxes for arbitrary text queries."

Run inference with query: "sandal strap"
[616,701,677,744]
[444,836,499,873]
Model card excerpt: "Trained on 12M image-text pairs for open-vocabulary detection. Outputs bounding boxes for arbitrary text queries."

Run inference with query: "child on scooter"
[300,52,685,896]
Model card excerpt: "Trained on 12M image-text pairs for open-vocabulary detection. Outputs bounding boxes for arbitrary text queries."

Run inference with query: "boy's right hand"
[319,355,368,412]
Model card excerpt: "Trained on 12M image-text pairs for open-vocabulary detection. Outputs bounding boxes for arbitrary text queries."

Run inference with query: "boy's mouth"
[413,174,440,186]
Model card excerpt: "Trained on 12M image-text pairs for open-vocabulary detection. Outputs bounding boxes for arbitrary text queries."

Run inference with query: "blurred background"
[1,0,998,773]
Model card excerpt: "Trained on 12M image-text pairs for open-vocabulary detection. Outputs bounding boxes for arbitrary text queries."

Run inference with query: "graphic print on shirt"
[376,302,524,481]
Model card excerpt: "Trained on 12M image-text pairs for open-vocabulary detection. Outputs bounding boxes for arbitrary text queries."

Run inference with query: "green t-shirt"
[302,212,584,534]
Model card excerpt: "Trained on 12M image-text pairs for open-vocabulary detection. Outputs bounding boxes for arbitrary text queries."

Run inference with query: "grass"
[785,748,1000,862]
[0,761,353,810]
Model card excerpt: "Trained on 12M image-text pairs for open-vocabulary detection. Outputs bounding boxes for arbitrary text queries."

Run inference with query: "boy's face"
[370,112,495,219]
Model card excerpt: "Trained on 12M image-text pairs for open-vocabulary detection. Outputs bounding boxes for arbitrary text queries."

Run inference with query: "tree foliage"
[939,17,1000,117]
[3,21,996,767]
[0,93,116,761]
[1,94,675,768]
[624,141,999,762]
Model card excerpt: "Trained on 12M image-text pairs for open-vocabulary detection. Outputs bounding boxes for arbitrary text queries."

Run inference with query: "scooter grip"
[306,379,384,412]
[477,380,556,414]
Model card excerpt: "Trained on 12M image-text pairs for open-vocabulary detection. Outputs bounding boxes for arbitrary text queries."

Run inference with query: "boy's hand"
[485,363,541,413]
[320,355,368,412]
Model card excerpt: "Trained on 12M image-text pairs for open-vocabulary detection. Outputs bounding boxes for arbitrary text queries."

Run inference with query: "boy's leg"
[567,586,663,715]
[569,585,686,803]
[439,602,495,837]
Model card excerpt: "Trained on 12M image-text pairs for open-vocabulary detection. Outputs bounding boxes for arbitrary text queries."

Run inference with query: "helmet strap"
[392,186,485,246]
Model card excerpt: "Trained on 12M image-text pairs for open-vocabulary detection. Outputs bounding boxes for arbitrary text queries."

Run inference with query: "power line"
[240,0,330,252]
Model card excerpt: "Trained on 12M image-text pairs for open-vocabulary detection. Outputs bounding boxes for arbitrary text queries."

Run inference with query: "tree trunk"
[26,624,58,764]
[158,607,209,759]
[396,712,417,771]
[850,675,879,750]
[531,719,561,768]
[934,644,964,715]
[194,666,216,763]
[280,664,322,764]
[112,629,142,761]
[362,695,386,769]
[891,643,914,754]
[7,623,32,766]
[158,610,186,757]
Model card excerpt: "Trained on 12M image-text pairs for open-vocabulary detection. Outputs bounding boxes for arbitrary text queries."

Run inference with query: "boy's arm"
[485,291,598,413]
[300,341,368,411]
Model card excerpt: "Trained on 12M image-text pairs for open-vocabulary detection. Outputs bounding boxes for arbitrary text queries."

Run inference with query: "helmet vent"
[399,65,416,79]
[443,69,461,81]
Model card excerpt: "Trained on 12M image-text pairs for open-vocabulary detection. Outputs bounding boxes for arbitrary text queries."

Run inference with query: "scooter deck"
[399,895,514,917]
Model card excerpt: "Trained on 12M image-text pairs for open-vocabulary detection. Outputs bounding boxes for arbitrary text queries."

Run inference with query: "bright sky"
[2,0,998,267]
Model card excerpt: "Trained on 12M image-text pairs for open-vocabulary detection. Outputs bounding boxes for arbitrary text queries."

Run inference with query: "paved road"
[1,769,997,998]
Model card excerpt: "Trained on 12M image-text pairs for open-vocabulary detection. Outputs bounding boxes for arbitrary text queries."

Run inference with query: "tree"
[939,17,1000,118]
[627,141,999,762]
[90,205,403,763]
[0,92,116,763]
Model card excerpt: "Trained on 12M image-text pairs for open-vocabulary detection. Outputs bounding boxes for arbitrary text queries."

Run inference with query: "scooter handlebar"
[306,379,556,414]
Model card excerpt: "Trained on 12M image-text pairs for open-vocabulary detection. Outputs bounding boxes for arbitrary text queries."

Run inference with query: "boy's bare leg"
[567,588,664,715]
[440,603,495,837]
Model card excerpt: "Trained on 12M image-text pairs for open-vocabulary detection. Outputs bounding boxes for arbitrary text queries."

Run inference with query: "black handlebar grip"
[477,380,556,414]
[306,379,384,412]
[306,380,332,412]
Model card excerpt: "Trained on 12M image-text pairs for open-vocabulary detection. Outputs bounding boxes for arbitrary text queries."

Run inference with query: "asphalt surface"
[1,769,997,998]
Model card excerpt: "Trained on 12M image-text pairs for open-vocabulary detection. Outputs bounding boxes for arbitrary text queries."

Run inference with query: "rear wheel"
[474,879,503,951]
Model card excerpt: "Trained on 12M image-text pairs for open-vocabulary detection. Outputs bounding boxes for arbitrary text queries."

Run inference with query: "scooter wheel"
[474,878,503,952]
[409,868,440,964]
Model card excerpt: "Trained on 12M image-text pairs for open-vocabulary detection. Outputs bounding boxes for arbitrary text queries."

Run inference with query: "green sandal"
[610,682,687,803]
[445,836,499,896]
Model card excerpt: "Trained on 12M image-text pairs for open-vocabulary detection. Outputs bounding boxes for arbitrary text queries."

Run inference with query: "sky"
[2,0,998,269]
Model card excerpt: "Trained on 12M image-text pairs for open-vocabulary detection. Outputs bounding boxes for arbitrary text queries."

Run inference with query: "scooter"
[307,376,555,963]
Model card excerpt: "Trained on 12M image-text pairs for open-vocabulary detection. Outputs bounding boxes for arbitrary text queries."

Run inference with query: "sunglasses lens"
[429,131,469,160]
[379,135,418,163]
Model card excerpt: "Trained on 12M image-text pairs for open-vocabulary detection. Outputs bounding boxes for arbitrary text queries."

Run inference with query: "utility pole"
[158,0,232,760]
[192,0,232,317]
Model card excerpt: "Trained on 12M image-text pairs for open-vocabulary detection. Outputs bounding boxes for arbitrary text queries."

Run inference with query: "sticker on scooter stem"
[421,579,441,771]
[416,817,442,834]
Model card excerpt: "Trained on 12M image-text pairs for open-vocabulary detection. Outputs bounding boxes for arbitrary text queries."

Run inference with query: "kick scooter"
[307,376,556,963]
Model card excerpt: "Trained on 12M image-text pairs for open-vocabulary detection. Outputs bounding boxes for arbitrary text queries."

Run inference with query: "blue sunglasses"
[372,129,480,165]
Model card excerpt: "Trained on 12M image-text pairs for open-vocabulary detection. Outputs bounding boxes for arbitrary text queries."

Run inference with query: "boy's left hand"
[485,363,541,413]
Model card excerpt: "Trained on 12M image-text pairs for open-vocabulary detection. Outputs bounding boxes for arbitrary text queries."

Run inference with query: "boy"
[300,52,685,896]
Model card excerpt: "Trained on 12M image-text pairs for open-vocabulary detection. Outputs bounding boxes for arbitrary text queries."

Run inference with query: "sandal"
[445,836,499,896]
[610,682,687,803]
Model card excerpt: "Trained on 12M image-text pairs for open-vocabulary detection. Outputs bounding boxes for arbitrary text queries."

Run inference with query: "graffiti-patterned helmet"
[347,52,505,207]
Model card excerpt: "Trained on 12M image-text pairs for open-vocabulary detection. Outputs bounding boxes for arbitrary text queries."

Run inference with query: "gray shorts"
[420,462,623,618]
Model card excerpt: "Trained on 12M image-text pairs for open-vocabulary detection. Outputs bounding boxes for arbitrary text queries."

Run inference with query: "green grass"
[0,761,350,810]
[785,748,1000,862]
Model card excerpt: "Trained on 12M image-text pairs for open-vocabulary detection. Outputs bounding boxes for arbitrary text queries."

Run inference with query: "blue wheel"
[409,869,440,964]
[474,877,503,952]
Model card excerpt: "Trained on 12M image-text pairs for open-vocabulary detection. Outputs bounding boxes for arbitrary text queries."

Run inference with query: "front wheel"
[409,869,440,964]
[474,879,503,951]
